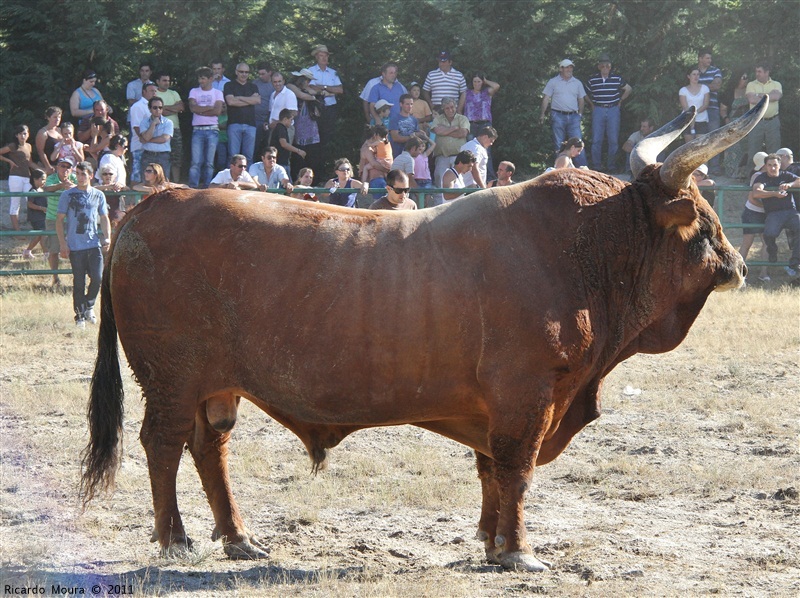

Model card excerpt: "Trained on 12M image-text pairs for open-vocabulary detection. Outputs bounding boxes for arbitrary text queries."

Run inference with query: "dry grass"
[1,278,799,596]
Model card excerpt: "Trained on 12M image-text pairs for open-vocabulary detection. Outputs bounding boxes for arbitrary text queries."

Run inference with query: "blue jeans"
[130,149,144,183]
[551,111,586,167]
[189,127,219,188]
[141,151,172,180]
[227,124,256,163]
[591,105,620,171]
[69,247,103,321]
[763,209,800,267]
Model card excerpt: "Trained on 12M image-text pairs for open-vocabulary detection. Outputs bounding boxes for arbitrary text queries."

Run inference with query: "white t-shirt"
[96,153,127,186]
[459,138,488,187]
[211,169,256,186]
[679,85,710,123]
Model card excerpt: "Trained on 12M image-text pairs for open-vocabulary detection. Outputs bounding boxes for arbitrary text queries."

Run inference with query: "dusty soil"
[1,284,798,597]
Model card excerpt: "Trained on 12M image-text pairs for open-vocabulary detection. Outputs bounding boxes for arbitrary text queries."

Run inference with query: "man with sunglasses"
[368,169,417,211]
[210,154,257,190]
[138,97,173,179]
[224,62,261,164]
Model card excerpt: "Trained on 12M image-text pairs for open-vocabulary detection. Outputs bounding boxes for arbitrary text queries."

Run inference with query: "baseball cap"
[753,151,768,169]
[559,59,575,68]
[58,157,76,167]
[438,51,451,61]
[374,99,393,111]
[693,164,708,176]
[776,148,793,157]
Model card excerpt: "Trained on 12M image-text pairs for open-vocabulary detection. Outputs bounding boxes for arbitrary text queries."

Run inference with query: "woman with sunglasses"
[323,158,368,207]
[133,163,187,199]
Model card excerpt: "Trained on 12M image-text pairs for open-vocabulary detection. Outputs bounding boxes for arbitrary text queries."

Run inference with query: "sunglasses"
[233,163,247,168]
[151,106,164,111]
[144,168,155,173]
[337,167,351,172]
[391,186,410,194]
[264,155,276,161]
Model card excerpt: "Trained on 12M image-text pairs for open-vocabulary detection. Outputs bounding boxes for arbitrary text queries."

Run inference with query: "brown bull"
[81,99,766,571]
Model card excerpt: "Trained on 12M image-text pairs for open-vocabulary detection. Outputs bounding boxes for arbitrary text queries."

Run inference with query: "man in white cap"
[777,148,799,176]
[306,44,343,167]
[540,58,587,167]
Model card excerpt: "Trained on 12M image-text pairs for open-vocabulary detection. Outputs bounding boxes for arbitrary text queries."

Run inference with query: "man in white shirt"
[130,83,157,183]
[306,44,343,166]
[126,62,153,123]
[210,154,258,190]
[459,126,497,188]
[540,58,587,167]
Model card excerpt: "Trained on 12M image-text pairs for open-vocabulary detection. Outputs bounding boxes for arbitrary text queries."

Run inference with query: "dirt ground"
[1,280,798,597]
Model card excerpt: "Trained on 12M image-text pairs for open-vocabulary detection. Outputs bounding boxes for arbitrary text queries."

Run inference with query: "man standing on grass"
[55,161,111,329]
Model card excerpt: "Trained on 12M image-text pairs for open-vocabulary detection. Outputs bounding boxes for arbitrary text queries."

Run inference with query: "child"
[408,82,433,133]
[23,169,48,259]
[413,133,436,189]
[359,125,393,187]
[51,122,85,165]
[0,124,34,230]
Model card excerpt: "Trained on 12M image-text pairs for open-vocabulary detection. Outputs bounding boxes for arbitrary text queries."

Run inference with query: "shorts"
[8,175,31,215]
[44,219,60,253]
[741,206,766,235]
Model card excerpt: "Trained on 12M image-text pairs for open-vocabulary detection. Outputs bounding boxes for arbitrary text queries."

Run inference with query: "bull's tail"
[80,256,124,507]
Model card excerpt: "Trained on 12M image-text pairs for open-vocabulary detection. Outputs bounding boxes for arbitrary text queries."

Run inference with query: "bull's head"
[629,97,768,293]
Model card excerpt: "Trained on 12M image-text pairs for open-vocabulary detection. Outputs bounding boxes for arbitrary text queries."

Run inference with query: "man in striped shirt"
[422,51,467,113]
[697,48,723,174]
[585,54,631,173]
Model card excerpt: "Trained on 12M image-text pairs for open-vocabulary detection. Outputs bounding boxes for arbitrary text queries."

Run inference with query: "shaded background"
[1,0,797,176]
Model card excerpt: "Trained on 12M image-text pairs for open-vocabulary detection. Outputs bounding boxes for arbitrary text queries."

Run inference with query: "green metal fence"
[0,185,791,277]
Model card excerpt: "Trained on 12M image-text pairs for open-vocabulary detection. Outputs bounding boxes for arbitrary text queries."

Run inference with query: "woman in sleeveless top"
[324,158,367,207]
[0,124,34,230]
[69,69,105,124]
[35,106,63,174]
[553,137,584,169]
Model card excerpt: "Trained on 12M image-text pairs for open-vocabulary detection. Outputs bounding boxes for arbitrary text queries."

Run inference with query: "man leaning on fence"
[55,161,111,329]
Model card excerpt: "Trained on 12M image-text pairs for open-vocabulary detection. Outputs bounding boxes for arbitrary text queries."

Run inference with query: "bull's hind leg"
[188,393,268,560]
[140,400,196,556]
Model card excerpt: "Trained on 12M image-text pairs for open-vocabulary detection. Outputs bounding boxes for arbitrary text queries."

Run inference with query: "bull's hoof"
[223,535,270,560]
[160,538,194,558]
[476,531,501,564]
[498,551,550,573]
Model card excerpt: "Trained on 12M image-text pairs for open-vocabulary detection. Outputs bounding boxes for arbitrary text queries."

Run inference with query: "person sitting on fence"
[95,162,129,229]
[442,149,476,201]
[23,169,47,260]
[249,146,293,192]
[291,167,317,201]
[133,163,189,198]
[209,154,258,190]
[358,124,393,190]
[413,133,436,191]
[324,158,368,207]
[691,163,716,208]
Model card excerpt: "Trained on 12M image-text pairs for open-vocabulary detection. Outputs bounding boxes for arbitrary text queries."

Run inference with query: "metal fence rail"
[0,185,792,276]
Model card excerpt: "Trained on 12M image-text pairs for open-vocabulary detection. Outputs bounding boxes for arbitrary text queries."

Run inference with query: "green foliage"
[1,0,797,177]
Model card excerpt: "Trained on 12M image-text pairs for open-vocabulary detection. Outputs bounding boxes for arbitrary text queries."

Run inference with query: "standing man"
[360,71,383,124]
[388,93,418,157]
[488,161,515,188]
[211,60,230,92]
[746,61,783,166]
[585,54,631,173]
[155,72,184,182]
[368,62,408,123]
[431,97,470,205]
[253,63,274,161]
[126,62,153,124]
[306,44,343,167]
[459,126,498,188]
[540,59,587,167]
[130,82,158,184]
[188,66,224,189]
[224,62,260,164]
[55,161,110,328]
[422,50,467,113]
[368,170,417,211]
[138,96,173,178]
[697,48,723,174]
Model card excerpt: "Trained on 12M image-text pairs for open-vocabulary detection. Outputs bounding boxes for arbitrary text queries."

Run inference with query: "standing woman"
[464,72,499,179]
[721,69,751,178]
[678,68,709,143]
[69,70,105,125]
[0,125,35,231]
[35,106,63,175]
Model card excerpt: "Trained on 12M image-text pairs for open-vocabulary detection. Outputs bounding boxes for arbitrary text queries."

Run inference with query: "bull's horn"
[630,108,696,179]
[660,96,769,191]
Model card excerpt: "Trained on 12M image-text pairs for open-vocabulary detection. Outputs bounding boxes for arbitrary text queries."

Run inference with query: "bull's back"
[110,190,486,423]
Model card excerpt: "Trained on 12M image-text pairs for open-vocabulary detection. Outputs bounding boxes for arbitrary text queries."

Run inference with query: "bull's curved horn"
[630,108,696,179]
[660,96,769,191]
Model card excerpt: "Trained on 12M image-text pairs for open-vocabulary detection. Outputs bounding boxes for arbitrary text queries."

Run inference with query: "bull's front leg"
[481,381,555,572]
[475,451,501,563]
[189,394,268,560]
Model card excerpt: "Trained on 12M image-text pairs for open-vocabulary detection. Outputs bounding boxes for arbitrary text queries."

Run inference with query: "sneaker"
[22,249,34,260]
[784,266,798,277]
[76,319,86,330]
[85,309,97,324]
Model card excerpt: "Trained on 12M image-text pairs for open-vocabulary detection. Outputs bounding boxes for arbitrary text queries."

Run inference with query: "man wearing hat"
[306,44,343,165]
[540,59,587,167]
[422,51,467,113]
[42,158,77,286]
[777,148,799,176]
[585,54,632,173]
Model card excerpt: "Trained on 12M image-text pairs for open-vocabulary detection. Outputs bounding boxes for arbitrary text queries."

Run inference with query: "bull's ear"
[655,198,698,230]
